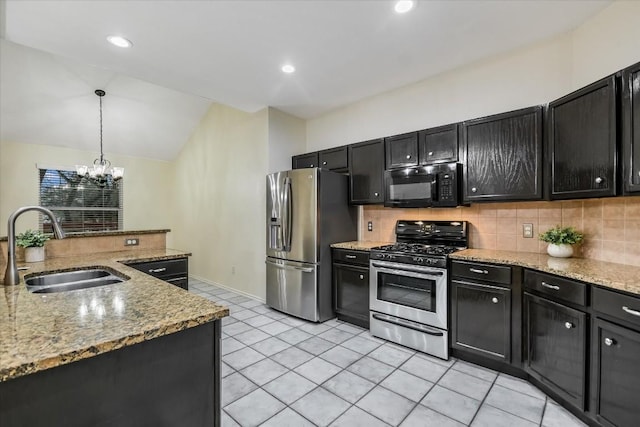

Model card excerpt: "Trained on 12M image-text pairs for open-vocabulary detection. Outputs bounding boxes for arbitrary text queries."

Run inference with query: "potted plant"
[539,225,584,258]
[16,229,51,262]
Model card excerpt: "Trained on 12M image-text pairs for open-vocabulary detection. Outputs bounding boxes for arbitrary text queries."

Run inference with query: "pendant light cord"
[99,93,104,164]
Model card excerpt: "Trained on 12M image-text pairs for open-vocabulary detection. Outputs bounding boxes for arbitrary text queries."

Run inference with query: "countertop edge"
[0,229,171,241]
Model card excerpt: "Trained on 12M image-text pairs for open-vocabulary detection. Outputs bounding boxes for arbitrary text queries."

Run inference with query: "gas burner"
[373,243,462,256]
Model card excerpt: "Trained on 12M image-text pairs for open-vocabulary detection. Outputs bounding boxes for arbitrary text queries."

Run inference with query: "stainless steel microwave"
[384,162,461,208]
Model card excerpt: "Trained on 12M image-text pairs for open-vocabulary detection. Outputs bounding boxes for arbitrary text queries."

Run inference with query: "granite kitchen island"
[0,249,228,427]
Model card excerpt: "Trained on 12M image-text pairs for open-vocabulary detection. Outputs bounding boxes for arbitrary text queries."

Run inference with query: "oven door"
[370,260,447,330]
[384,167,436,208]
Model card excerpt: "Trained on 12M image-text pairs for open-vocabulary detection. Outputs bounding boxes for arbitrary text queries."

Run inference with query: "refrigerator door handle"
[265,259,314,273]
[282,176,293,252]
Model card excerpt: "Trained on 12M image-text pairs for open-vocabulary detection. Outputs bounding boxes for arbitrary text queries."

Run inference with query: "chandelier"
[76,89,124,185]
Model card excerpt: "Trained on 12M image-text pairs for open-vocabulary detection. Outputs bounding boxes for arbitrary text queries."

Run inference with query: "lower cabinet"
[127,257,189,290]
[524,292,587,410]
[332,249,370,328]
[451,280,511,362]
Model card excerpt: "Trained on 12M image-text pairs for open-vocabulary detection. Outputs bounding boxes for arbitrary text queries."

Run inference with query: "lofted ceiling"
[0,0,611,160]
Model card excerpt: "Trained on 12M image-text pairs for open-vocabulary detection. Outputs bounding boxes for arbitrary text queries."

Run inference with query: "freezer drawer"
[266,257,318,322]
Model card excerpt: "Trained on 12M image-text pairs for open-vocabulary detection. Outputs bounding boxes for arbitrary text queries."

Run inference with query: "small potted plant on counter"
[539,225,584,258]
[16,229,50,262]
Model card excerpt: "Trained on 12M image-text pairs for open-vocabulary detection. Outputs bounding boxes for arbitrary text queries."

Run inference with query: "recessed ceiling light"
[107,35,133,48]
[281,64,296,74]
[394,0,415,14]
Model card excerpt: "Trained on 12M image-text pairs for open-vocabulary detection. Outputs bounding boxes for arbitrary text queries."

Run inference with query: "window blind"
[38,168,123,233]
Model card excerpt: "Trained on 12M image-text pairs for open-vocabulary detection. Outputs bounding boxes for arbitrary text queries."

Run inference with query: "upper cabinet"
[292,152,319,169]
[349,139,385,204]
[385,132,418,169]
[319,146,349,172]
[623,61,640,194]
[419,123,459,165]
[548,75,618,199]
[462,106,543,202]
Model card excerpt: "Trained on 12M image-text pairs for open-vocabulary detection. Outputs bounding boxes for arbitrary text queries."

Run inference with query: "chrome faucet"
[3,206,65,286]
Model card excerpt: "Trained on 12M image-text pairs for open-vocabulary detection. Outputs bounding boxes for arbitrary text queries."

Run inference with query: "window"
[39,168,123,233]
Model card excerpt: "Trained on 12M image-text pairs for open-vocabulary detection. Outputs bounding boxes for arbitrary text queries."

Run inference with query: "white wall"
[170,103,269,300]
[306,1,640,151]
[0,140,174,234]
[267,107,306,174]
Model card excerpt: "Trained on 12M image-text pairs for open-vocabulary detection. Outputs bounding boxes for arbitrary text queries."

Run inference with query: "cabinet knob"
[595,177,603,184]
[359,274,364,280]
[604,337,615,346]
[471,187,477,193]
[406,155,412,159]
[428,151,433,156]
[310,164,314,167]
[323,161,327,165]
[374,192,379,197]
[491,297,498,304]
[565,322,574,329]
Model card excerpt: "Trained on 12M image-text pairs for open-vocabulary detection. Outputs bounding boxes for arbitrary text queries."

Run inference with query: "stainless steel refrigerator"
[266,168,357,322]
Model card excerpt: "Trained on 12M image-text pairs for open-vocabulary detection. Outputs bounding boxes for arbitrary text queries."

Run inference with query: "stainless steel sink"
[25,268,127,293]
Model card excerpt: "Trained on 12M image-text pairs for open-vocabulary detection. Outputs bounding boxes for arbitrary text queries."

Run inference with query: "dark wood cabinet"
[419,123,459,164]
[524,292,587,410]
[348,139,385,204]
[319,146,348,172]
[332,248,370,328]
[385,132,419,169]
[622,61,640,194]
[548,75,618,199]
[292,152,319,169]
[591,319,640,427]
[127,257,189,290]
[462,106,543,202]
[451,280,511,362]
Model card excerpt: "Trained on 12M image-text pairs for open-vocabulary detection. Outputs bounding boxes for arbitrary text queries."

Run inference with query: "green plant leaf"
[538,225,584,245]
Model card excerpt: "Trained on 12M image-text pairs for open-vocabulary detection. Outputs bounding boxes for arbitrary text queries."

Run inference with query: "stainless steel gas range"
[369,220,468,360]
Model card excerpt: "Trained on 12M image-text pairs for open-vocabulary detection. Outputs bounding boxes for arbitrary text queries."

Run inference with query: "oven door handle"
[372,313,444,336]
[370,262,444,277]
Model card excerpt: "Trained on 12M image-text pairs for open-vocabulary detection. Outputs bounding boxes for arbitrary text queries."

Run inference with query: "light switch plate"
[523,223,534,238]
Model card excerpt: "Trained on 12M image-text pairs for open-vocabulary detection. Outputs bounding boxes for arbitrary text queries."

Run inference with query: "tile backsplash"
[361,196,640,267]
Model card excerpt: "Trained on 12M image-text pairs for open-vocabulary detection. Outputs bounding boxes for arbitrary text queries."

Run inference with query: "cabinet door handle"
[471,187,477,193]
[149,267,167,273]
[345,255,357,259]
[541,282,560,290]
[565,322,574,329]
[622,306,640,317]
[595,176,603,184]
[374,192,379,197]
[604,338,615,346]
[310,164,314,167]
[428,151,433,156]
[359,274,364,280]
[406,155,412,159]
[469,268,488,274]
[491,297,498,304]
[323,161,327,165]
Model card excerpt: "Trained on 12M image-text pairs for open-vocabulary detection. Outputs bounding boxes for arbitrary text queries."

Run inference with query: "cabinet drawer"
[332,249,370,266]
[319,147,348,171]
[128,258,188,279]
[524,270,587,307]
[451,261,511,285]
[593,287,640,329]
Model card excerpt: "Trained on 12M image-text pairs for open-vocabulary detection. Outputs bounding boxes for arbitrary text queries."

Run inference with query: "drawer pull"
[428,151,433,156]
[149,267,167,273]
[469,268,488,274]
[622,306,640,317]
[345,255,357,259]
[491,297,498,304]
[604,338,615,346]
[565,322,574,329]
[359,274,364,280]
[541,282,560,290]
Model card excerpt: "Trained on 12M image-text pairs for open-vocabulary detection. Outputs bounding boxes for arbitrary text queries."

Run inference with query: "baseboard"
[188,274,266,304]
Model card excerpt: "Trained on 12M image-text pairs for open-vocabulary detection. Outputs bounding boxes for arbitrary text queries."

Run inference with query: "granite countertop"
[0,249,228,382]
[0,229,170,241]
[331,241,393,251]
[450,249,640,296]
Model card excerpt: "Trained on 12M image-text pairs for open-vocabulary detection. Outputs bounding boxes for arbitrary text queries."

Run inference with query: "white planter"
[24,246,45,263]
[547,243,573,258]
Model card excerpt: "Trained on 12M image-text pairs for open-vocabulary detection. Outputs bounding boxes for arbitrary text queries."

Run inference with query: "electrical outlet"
[231,266,236,275]
[523,224,534,238]
[125,238,139,246]
[368,221,373,231]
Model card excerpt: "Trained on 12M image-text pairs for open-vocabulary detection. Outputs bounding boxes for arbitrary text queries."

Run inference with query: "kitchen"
[1,1,640,426]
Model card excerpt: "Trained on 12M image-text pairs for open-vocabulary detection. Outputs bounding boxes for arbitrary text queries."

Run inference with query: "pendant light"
[76,89,124,185]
